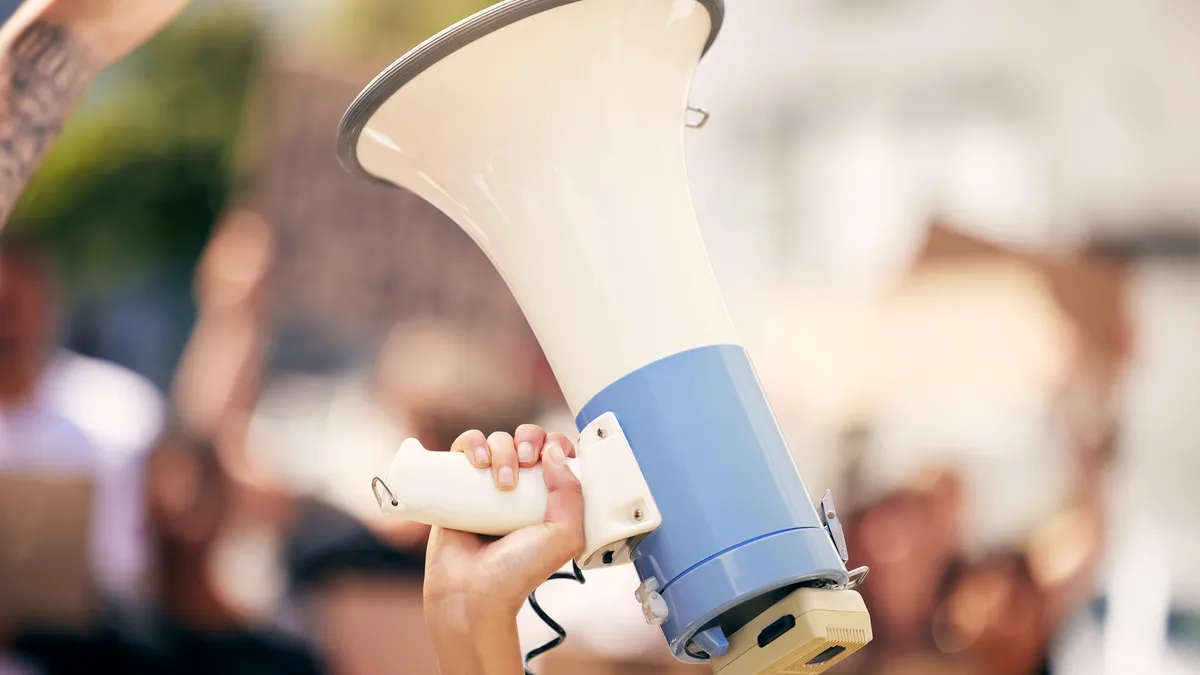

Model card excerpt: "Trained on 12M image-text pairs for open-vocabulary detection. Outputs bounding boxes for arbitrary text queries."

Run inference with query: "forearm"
[428,600,525,675]
[172,307,265,436]
[0,1,102,225]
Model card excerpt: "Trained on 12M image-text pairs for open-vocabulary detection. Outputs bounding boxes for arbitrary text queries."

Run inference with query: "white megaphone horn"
[340,0,872,672]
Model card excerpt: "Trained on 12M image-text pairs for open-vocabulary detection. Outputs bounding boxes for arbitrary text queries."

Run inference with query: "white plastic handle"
[372,412,661,569]
[374,443,578,536]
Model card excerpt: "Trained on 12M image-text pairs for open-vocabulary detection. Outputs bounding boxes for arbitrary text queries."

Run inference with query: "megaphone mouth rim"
[336,0,725,185]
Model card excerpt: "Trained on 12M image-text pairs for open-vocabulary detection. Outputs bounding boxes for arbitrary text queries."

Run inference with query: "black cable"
[523,559,586,675]
[685,641,709,660]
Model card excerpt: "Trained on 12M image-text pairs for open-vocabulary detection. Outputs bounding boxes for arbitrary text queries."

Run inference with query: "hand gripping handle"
[372,412,661,570]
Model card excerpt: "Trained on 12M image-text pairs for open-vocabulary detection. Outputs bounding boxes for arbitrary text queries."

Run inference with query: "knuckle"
[515,423,543,438]
[549,433,576,454]
[566,527,585,552]
[560,475,584,494]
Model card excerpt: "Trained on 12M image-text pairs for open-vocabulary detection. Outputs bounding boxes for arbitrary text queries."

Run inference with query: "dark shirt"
[14,602,324,675]
[284,497,424,592]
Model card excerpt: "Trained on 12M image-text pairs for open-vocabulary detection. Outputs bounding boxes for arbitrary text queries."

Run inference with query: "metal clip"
[371,476,399,510]
[845,566,869,589]
[819,490,869,589]
[685,106,710,129]
[820,489,849,562]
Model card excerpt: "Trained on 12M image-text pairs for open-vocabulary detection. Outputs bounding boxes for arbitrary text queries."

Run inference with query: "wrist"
[427,595,524,675]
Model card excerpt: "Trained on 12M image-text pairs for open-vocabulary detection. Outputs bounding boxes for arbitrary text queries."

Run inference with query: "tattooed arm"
[0,14,93,222]
[0,0,190,225]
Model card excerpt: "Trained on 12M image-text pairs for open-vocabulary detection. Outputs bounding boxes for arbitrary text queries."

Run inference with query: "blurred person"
[835,467,966,675]
[263,421,589,675]
[173,204,564,673]
[839,420,1111,675]
[272,347,553,675]
[169,206,297,615]
[269,321,554,673]
[0,236,164,598]
[12,386,593,675]
[176,205,544,548]
[135,419,583,675]
[243,316,545,555]
[10,428,325,674]
[172,206,274,455]
[931,554,1048,675]
[0,5,190,673]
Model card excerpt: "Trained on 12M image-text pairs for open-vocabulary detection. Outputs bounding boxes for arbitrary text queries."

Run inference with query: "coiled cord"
[523,560,586,675]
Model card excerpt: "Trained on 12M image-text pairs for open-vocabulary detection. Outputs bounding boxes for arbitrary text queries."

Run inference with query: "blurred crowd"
[0,203,561,675]
[1,1,1199,675]
[0,205,1160,675]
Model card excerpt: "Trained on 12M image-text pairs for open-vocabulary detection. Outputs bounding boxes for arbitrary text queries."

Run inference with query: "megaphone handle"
[375,441,575,536]
[373,413,662,568]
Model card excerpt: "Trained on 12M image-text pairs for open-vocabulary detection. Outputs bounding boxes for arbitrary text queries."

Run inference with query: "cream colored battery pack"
[711,587,872,675]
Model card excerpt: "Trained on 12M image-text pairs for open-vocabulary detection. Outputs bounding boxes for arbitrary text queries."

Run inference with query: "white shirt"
[0,350,165,598]
[248,371,411,523]
[0,402,98,472]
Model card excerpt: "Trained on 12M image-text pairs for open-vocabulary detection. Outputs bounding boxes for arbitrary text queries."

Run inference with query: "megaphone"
[340,0,872,672]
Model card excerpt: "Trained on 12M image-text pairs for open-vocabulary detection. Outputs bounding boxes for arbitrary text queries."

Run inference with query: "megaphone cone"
[339,0,869,670]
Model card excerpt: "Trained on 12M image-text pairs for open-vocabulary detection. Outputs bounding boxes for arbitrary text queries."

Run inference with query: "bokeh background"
[1,1,1198,674]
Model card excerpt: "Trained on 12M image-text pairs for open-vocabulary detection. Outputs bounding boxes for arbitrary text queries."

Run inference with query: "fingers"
[538,441,586,564]
[545,431,577,458]
[451,425,573,494]
[487,431,519,491]
[513,424,546,467]
[451,429,491,468]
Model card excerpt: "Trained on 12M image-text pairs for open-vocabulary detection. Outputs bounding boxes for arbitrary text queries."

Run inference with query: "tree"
[7,4,265,293]
[331,0,491,59]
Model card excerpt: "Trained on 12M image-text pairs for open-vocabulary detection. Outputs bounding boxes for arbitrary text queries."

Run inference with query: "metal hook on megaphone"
[372,476,399,509]
[686,106,710,129]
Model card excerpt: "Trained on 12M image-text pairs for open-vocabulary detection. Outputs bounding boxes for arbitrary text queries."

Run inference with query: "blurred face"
[146,438,231,554]
[0,251,52,361]
[846,472,965,650]
[933,558,1045,675]
[851,494,945,636]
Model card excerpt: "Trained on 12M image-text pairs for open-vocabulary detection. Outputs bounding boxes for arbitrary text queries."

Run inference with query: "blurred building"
[687,0,1200,300]
[248,58,533,371]
[235,51,548,503]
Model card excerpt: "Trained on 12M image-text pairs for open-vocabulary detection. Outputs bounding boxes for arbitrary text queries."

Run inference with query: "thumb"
[480,442,585,608]
[531,441,585,573]
[542,441,584,533]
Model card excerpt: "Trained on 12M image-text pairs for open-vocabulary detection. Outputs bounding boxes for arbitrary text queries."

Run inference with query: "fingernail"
[518,441,535,464]
[545,441,566,465]
[474,446,490,466]
[498,466,515,487]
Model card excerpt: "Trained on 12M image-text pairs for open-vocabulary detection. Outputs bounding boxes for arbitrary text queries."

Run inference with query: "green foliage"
[333,0,493,54]
[7,5,265,291]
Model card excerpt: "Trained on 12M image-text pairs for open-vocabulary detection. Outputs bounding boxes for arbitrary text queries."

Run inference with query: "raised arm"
[0,0,189,224]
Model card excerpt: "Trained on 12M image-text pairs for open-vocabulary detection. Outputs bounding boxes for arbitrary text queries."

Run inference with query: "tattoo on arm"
[0,20,97,224]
